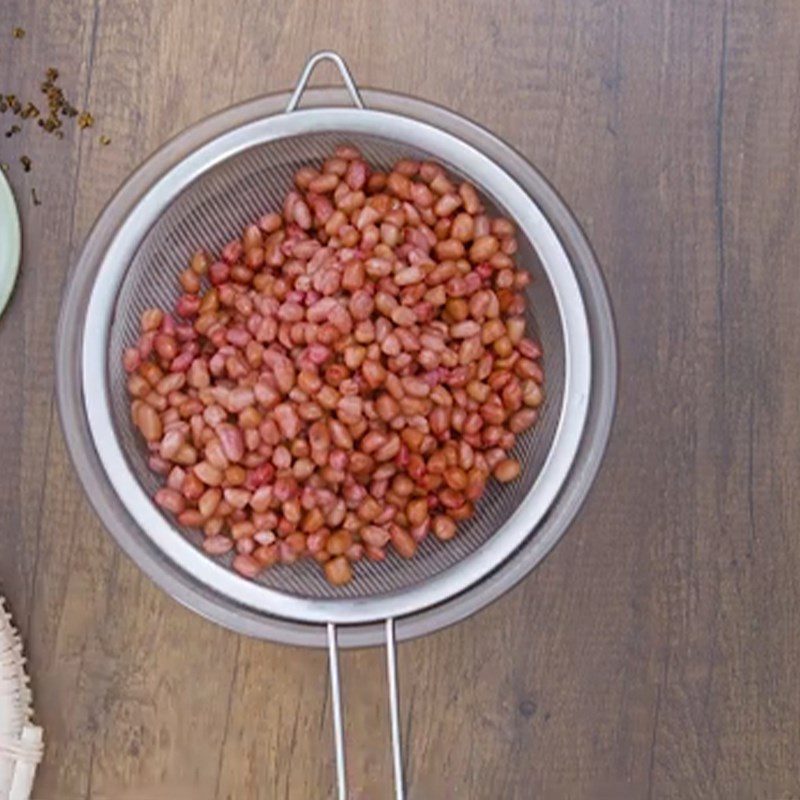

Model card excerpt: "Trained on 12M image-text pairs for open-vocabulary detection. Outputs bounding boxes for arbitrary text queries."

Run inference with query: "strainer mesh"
[108,131,564,600]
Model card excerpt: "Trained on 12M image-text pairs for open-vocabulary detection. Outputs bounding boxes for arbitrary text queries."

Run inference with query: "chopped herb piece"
[21,102,39,119]
[2,65,102,148]
[4,124,21,137]
[31,187,41,205]
[99,134,111,146]
[12,27,25,39]
[20,155,31,172]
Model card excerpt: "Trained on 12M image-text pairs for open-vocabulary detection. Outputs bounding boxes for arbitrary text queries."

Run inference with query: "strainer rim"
[62,94,598,630]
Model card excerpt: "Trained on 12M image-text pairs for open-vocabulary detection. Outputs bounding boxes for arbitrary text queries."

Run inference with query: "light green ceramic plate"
[0,171,21,319]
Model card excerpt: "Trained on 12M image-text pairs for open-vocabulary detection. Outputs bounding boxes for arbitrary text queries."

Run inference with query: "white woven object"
[0,598,43,800]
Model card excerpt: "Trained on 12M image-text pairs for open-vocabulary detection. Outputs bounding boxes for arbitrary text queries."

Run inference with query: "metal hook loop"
[286,51,365,113]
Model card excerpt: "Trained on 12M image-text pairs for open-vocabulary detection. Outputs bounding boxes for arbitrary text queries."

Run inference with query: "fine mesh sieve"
[107,130,565,603]
[59,53,612,800]
[84,55,591,630]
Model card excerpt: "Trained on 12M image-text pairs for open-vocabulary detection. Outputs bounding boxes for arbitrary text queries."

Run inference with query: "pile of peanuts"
[123,147,544,585]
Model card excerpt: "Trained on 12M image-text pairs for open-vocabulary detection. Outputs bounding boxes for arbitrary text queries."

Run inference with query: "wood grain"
[1,0,799,798]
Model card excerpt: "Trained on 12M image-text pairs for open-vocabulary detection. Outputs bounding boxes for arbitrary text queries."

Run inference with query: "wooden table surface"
[1,1,799,798]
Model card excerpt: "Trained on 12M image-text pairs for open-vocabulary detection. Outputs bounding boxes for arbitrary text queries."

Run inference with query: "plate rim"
[0,171,21,320]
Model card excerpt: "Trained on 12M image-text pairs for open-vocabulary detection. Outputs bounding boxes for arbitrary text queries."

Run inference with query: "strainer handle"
[286,51,365,113]
[326,620,406,800]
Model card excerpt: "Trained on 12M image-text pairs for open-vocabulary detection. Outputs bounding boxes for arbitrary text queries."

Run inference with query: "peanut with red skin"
[125,148,543,585]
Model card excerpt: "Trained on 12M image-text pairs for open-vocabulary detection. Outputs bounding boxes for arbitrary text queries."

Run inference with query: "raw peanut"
[125,147,542,586]
[469,235,500,263]
[141,308,165,333]
[395,265,424,286]
[188,250,210,276]
[154,333,178,361]
[148,454,170,474]
[451,212,475,242]
[203,517,224,537]
[349,289,374,321]
[407,181,433,208]
[154,488,185,514]
[390,526,417,558]
[323,157,348,176]
[180,268,201,293]
[432,515,457,540]
[273,403,301,439]
[159,429,185,460]
[236,538,256,555]
[336,145,362,160]
[493,458,521,482]
[444,466,469,492]
[362,359,386,387]
[218,424,245,463]
[309,173,339,194]
[193,461,224,487]
[224,487,251,510]
[386,307,412,330]
[232,554,262,579]
[374,435,401,462]
[128,375,150,400]
[361,525,391,547]
[402,376,430,398]
[336,395,363,425]
[231,520,256,540]
[198,488,222,518]
[225,465,247,486]
[406,498,429,527]
[523,381,544,408]
[137,404,163,441]
[429,173,455,195]
[450,502,474,522]
[387,171,412,199]
[254,543,279,566]
[258,212,282,233]
[157,372,185,396]
[324,556,353,585]
[360,431,388,454]
[434,239,465,260]
[451,320,481,338]
[167,466,187,491]
[434,192,462,217]
[517,338,542,359]
[509,408,538,433]
[342,259,366,290]
[203,535,234,555]
[327,530,353,556]
[123,348,141,373]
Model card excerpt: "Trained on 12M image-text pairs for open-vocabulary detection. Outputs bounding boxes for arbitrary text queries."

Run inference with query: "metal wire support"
[385,618,405,800]
[326,619,405,800]
[327,622,347,800]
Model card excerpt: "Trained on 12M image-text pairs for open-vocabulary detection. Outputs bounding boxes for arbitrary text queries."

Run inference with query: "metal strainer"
[56,52,617,799]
